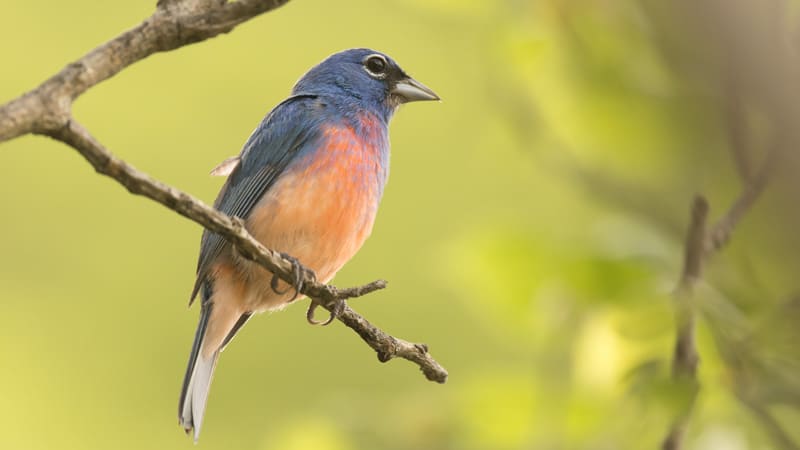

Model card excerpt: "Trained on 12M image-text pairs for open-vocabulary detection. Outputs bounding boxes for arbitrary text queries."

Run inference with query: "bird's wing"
[190,93,324,303]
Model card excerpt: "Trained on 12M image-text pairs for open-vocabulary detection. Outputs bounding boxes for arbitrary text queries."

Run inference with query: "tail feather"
[179,298,252,441]
[184,351,219,442]
[179,303,218,442]
[221,312,252,350]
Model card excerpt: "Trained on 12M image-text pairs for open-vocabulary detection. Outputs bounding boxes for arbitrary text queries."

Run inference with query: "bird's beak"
[391,77,440,103]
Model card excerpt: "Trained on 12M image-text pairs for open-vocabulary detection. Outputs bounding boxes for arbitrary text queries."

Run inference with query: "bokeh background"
[2,0,800,449]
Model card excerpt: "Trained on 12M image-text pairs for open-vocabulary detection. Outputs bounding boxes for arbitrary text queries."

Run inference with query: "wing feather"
[190,94,324,303]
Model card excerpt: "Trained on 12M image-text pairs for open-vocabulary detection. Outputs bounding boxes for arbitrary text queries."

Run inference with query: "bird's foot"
[270,252,316,301]
[306,297,346,326]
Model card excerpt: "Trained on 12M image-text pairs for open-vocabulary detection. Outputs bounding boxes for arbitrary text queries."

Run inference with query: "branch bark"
[0,0,447,384]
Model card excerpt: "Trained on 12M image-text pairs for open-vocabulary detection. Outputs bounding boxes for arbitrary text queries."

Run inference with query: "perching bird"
[178,48,439,440]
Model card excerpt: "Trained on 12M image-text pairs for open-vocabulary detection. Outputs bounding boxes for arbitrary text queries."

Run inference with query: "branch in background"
[0,0,448,384]
[662,147,777,449]
[707,141,778,252]
[663,58,781,447]
[673,196,708,378]
[662,196,707,450]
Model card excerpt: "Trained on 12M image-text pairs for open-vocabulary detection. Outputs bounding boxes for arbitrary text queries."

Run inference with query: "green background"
[2,1,799,449]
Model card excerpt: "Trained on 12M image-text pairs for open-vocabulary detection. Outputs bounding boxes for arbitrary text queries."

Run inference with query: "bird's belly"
[238,162,382,312]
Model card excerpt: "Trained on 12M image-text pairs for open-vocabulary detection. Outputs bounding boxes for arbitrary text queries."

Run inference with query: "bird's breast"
[245,115,389,288]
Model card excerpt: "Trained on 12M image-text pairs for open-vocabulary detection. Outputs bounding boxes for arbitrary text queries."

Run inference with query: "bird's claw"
[306,297,346,326]
[270,252,316,301]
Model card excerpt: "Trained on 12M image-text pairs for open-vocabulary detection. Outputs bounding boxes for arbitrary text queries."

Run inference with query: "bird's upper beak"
[391,77,440,103]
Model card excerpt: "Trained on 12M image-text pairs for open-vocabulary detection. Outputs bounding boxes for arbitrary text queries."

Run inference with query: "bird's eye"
[364,55,388,77]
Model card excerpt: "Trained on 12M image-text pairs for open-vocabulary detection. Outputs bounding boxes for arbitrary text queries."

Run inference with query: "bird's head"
[292,48,439,120]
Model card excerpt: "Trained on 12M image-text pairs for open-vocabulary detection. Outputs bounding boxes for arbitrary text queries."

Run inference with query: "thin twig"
[0,0,447,384]
[707,141,778,252]
[662,196,708,450]
[673,196,708,378]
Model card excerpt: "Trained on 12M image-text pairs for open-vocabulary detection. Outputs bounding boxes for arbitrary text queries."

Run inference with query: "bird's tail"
[179,302,218,442]
[179,292,252,442]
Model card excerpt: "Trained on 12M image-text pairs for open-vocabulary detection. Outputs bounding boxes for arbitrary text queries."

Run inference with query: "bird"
[178,48,439,440]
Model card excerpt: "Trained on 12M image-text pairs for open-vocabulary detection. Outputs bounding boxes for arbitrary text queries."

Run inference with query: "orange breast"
[241,119,387,310]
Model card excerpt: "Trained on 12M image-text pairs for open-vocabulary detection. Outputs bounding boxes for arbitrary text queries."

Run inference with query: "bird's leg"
[306,296,346,326]
[269,252,316,301]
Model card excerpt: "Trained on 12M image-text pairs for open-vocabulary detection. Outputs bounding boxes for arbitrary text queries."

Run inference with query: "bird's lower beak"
[391,77,440,103]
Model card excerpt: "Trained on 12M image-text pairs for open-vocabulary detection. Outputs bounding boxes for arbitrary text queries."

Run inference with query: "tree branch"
[673,196,708,377]
[0,0,447,384]
[707,142,778,252]
[662,196,707,450]
[662,147,777,449]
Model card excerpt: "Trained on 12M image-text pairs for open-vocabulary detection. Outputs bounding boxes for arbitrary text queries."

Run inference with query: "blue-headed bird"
[178,48,439,440]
